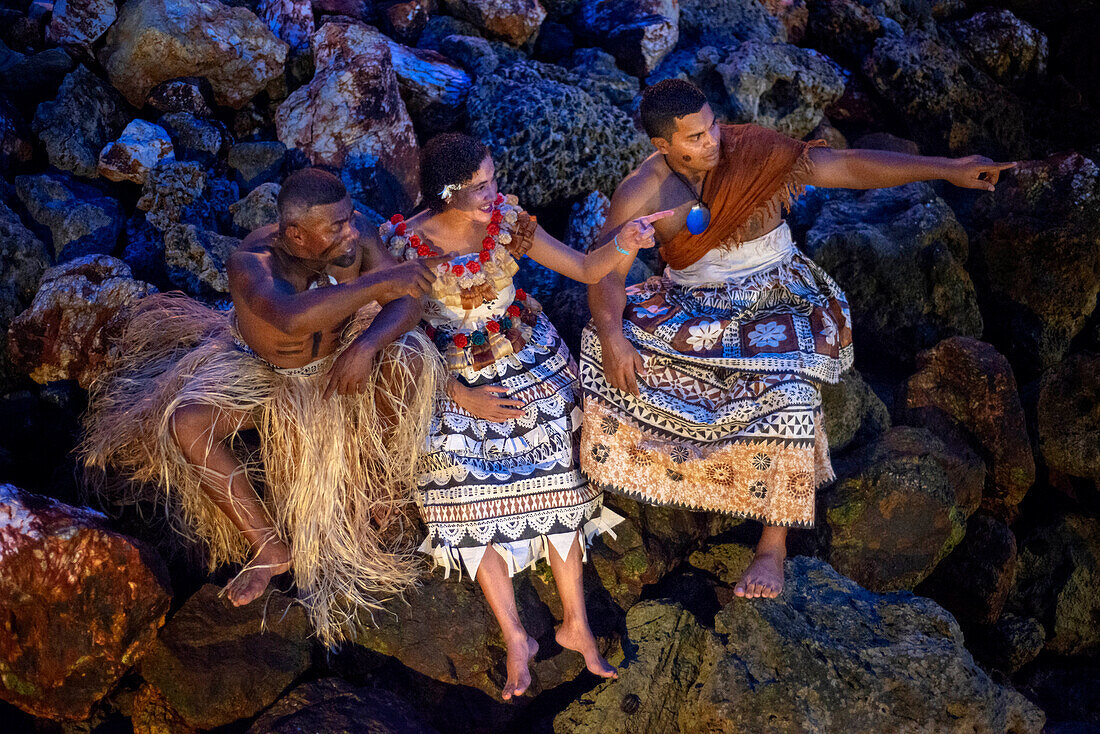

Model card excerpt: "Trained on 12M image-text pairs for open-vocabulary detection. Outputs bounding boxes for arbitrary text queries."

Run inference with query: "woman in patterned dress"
[381,133,670,699]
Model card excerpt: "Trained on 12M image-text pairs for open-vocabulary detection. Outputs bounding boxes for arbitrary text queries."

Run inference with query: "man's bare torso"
[628,152,781,248]
[231,214,380,369]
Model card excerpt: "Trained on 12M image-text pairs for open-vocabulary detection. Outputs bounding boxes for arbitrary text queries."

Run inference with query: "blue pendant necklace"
[665,156,711,235]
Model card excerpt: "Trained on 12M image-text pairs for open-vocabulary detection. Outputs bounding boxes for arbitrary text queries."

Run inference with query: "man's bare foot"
[556,623,618,679]
[501,635,538,700]
[224,540,292,607]
[734,551,785,599]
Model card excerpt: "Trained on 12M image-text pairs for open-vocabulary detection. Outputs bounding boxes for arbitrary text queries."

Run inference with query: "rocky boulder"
[7,255,155,388]
[820,367,890,453]
[46,0,118,53]
[0,93,34,171]
[0,45,75,107]
[715,40,845,138]
[1007,514,1100,656]
[100,0,288,109]
[276,21,420,211]
[1038,352,1100,483]
[803,182,982,367]
[467,61,649,208]
[382,33,473,134]
[678,0,787,48]
[248,679,439,734]
[916,513,1017,626]
[967,153,1100,377]
[901,337,1034,519]
[157,112,226,168]
[139,584,312,730]
[970,613,1045,674]
[97,119,176,185]
[862,30,1027,158]
[146,76,216,118]
[823,426,984,591]
[0,484,171,721]
[442,0,547,47]
[0,201,50,389]
[14,171,124,261]
[259,0,315,54]
[230,182,281,233]
[947,9,1047,86]
[554,557,1044,733]
[164,224,240,296]
[228,140,287,192]
[575,0,678,77]
[32,64,132,178]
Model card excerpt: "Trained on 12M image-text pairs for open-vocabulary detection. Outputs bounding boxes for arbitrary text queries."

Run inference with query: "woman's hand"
[449,381,526,422]
[615,210,674,252]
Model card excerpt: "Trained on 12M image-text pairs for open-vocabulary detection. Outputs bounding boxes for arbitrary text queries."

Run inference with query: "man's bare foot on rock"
[556,623,618,679]
[502,635,538,700]
[224,540,291,607]
[734,551,785,599]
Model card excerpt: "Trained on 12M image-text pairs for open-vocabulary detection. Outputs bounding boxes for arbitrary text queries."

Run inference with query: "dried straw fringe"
[81,293,445,647]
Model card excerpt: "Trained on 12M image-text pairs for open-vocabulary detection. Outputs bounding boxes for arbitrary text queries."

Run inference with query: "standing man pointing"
[581,79,1014,598]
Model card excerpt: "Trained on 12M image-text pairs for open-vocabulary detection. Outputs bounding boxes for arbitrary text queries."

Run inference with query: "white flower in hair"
[440,182,463,202]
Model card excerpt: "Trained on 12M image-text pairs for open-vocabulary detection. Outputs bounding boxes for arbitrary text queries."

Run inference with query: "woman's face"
[446,155,498,224]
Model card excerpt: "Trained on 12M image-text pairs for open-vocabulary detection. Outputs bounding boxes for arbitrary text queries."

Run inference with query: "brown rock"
[902,337,1035,520]
[761,0,807,43]
[823,426,984,591]
[140,584,312,730]
[146,77,215,117]
[443,0,547,47]
[97,119,176,185]
[7,255,156,388]
[131,683,197,734]
[1038,352,1100,482]
[380,0,431,44]
[916,513,1018,626]
[248,679,438,734]
[46,0,118,52]
[100,0,289,109]
[577,0,678,77]
[276,21,420,210]
[0,483,171,721]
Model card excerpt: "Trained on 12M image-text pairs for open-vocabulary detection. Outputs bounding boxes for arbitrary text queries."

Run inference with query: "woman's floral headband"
[440,182,464,202]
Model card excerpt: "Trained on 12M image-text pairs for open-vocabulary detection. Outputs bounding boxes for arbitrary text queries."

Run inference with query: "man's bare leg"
[547,534,617,679]
[734,524,787,599]
[171,403,291,606]
[475,547,538,700]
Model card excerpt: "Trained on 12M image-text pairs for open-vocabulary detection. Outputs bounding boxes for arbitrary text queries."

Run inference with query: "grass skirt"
[81,292,444,646]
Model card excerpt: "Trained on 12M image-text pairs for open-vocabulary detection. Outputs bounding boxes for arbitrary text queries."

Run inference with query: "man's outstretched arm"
[803,147,1016,191]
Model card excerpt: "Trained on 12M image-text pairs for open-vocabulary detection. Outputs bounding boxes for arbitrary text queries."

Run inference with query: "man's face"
[446,155,499,223]
[655,103,721,172]
[286,196,358,265]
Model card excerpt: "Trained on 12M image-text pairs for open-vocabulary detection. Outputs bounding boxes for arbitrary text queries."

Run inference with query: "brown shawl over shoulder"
[659,124,826,270]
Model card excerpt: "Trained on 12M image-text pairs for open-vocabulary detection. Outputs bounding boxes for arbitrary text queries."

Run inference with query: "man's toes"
[734,581,747,597]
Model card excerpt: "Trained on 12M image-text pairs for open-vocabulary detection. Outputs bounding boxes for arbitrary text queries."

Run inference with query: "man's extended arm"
[803,148,1015,191]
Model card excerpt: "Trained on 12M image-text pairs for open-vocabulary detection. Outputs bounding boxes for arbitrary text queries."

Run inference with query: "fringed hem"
[594,480,817,529]
[418,505,625,581]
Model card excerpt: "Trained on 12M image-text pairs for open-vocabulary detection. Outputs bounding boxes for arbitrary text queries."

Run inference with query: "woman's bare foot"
[556,623,618,679]
[224,539,292,607]
[502,635,538,700]
[734,550,785,599]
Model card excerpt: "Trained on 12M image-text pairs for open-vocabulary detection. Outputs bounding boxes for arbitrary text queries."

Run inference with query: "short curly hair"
[420,133,491,212]
[640,79,708,140]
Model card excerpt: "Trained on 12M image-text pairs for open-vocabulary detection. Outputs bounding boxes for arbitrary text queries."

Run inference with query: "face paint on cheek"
[682,154,692,162]
[331,251,356,268]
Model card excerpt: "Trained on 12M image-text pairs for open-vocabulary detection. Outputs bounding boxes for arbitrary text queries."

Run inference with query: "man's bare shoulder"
[240,222,279,253]
[615,154,665,201]
[227,246,272,291]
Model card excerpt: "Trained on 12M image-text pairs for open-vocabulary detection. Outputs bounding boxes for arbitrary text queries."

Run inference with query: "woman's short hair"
[420,133,491,212]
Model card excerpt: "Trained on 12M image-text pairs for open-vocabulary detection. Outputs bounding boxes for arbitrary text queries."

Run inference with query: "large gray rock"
[442,0,547,47]
[901,337,1034,519]
[100,0,288,109]
[823,426,983,592]
[14,171,124,261]
[803,182,982,367]
[1038,352,1100,483]
[679,0,787,48]
[467,61,649,208]
[0,201,50,389]
[820,367,890,453]
[575,0,678,77]
[32,65,132,178]
[715,40,845,138]
[140,584,311,730]
[966,153,1100,377]
[158,111,225,167]
[0,43,76,106]
[230,182,281,233]
[164,223,240,296]
[947,9,1047,86]
[555,558,1044,733]
[97,119,176,185]
[0,484,171,721]
[862,30,1027,157]
[276,21,420,211]
[1007,515,1100,657]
